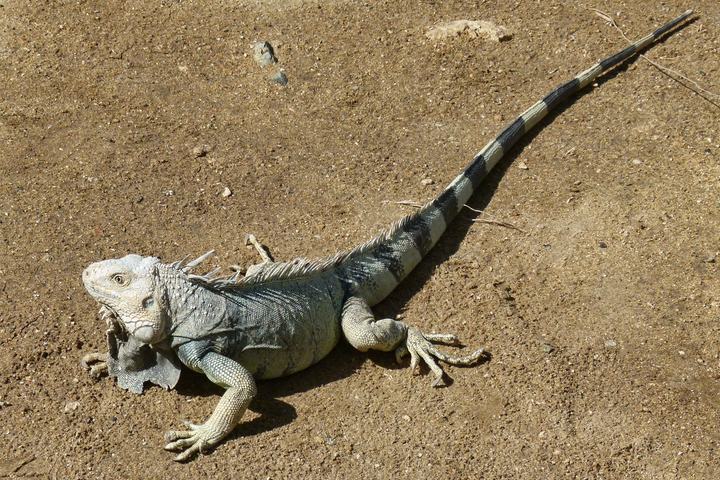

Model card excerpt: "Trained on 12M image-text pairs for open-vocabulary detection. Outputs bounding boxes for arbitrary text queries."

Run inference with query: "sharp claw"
[80,352,106,368]
[408,348,420,374]
[89,364,108,379]
[165,430,193,443]
[165,437,196,451]
[165,422,223,461]
[174,449,195,462]
[173,439,205,462]
[431,374,445,388]
[182,420,201,430]
[424,333,459,344]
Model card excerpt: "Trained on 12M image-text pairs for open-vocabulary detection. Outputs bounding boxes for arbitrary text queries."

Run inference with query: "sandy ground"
[1,0,719,478]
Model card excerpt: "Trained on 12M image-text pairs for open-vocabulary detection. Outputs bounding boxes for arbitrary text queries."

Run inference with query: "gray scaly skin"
[80,11,694,461]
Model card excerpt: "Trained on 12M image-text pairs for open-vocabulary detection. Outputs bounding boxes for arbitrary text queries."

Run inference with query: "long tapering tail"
[338,10,694,305]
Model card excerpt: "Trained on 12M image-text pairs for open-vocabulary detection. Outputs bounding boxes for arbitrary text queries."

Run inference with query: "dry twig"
[392,199,526,232]
[393,200,424,208]
[592,8,720,109]
[463,204,527,233]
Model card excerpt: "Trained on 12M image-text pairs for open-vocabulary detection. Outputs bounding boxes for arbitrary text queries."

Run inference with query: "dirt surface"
[1,1,719,478]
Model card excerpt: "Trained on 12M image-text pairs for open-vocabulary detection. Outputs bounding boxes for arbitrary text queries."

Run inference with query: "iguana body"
[81,11,693,461]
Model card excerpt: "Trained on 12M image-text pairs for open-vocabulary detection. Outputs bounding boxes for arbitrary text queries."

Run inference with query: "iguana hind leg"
[341,296,485,387]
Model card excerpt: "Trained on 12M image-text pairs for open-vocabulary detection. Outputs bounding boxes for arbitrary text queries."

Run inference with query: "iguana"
[80,11,694,461]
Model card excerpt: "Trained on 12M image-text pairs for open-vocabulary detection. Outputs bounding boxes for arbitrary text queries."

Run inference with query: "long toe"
[89,363,108,379]
[165,430,194,443]
[404,327,485,386]
[429,345,485,366]
[80,352,107,369]
[163,421,224,462]
[423,333,459,344]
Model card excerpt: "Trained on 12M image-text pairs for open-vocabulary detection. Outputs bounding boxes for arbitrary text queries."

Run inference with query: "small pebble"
[192,144,211,158]
[631,159,642,165]
[517,161,529,170]
[270,70,288,86]
[598,241,607,248]
[421,178,434,186]
[703,253,716,263]
[402,414,411,421]
[63,401,80,413]
[604,339,617,348]
[221,187,233,198]
[163,190,175,197]
[541,342,554,354]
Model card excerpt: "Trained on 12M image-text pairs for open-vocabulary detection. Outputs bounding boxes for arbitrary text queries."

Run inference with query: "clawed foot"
[164,420,225,462]
[80,307,121,380]
[80,352,109,379]
[395,327,485,387]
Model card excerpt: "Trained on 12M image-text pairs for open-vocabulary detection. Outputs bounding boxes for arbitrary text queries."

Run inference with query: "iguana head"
[83,254,169,345]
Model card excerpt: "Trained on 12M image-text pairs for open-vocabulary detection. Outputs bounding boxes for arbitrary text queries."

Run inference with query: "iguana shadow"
[173,343,367,437]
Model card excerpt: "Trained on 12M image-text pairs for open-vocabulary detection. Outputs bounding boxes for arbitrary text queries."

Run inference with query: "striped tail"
[338,10,694,306]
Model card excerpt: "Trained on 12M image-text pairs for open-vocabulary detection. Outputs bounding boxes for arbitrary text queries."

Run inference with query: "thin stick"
[463,204,526,233]
[392,200,525,232]
[393,200,424,208]
[11,456,36,474]
[470,217,526,233]
[592,9,720,109]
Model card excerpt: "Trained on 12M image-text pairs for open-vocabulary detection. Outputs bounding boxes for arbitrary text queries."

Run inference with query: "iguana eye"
[111,273,128,285]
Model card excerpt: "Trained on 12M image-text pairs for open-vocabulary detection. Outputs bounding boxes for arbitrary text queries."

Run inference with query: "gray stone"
[253,41,277,67]
[270,70,288,86]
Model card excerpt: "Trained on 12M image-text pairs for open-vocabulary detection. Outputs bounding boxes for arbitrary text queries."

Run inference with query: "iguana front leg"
[341,296,485,387]
[80,306,121,379]
[165,350,256,461]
